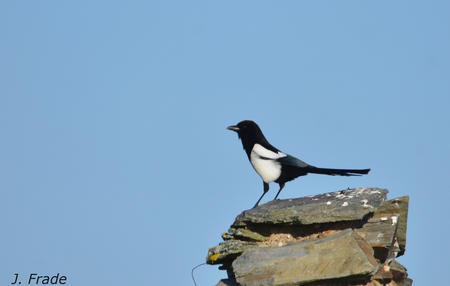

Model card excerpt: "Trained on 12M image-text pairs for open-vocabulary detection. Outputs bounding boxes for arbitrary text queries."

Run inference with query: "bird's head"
[227,120,263,141]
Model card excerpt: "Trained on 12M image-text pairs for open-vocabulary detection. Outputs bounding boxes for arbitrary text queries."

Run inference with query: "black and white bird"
[227,120,370,208]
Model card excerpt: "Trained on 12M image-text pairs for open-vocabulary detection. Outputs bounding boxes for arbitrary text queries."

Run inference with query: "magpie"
[227,120,370,208]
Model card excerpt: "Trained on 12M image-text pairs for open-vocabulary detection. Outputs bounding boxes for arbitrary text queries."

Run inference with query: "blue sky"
[1,1,449,285]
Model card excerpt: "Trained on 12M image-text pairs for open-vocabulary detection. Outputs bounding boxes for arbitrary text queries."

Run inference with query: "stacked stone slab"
[207,188,411,286]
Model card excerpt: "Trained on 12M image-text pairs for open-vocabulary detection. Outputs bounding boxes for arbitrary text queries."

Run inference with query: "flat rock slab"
[233,188,388,227]
[355,196,409,259]
[371,196,409,255]
[232,229,379,286]
[207,240,257,265]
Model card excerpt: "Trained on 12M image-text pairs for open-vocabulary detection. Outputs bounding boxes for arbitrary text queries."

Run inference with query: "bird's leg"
[273,182,285,201]
[253,182,269,208]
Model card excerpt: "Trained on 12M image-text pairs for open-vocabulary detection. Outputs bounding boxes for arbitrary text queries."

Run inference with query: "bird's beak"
[227,125,240,132]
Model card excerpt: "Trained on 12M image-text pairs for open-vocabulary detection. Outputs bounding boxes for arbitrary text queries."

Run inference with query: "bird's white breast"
[250,144,286,183]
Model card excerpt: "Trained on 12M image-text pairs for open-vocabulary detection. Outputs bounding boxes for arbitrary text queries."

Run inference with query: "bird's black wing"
[277,154,311,168]
[277,154,369,176]
[274,154,312,183]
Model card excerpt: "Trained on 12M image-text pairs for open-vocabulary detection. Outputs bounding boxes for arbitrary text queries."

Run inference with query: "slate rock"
[355,216,397,261]
[233,188,388,228]
[355,196,409,261]
[399,278,413,286]
[228,227,267,242]
[232,229,379,286]
[389,260,409,282]
[207,240,257,265]
[372,196,409,255]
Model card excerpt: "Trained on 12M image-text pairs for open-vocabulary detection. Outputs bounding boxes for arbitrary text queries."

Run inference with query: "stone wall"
[207,188,411,286]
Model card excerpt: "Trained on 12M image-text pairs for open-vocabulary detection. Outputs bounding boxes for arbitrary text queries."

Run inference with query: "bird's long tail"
[306,167,370,176]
